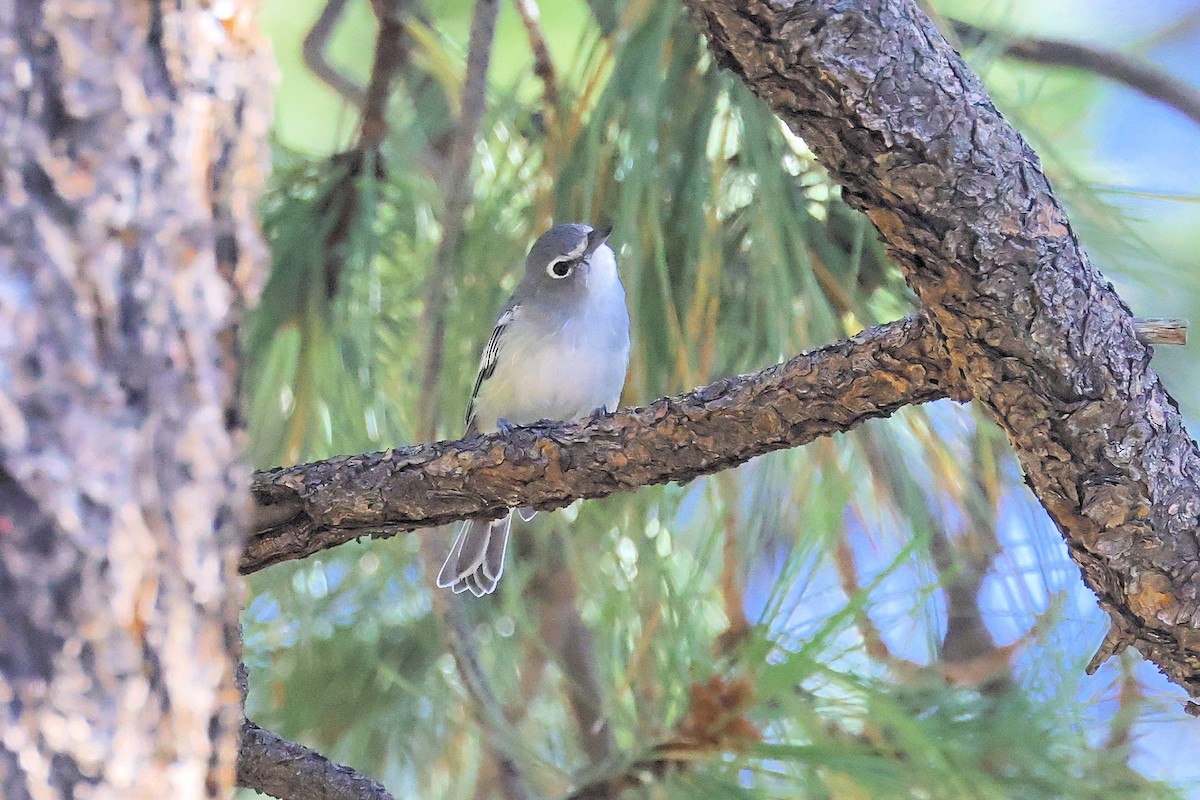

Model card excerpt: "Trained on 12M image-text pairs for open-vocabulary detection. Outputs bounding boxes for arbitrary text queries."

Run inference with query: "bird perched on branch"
[436,223,631,596]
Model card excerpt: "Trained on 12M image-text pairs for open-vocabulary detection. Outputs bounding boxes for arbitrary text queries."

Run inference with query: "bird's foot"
[496,417,517,435]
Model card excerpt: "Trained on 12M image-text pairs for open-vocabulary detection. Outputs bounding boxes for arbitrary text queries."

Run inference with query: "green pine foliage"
[241,1,1198,797]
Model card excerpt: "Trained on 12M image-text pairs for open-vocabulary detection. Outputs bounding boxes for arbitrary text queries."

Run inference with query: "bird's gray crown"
[518,222,614,299]
[524,223,593,273]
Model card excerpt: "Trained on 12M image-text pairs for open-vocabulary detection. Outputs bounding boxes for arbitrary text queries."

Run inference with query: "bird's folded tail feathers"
[435,512,513,596]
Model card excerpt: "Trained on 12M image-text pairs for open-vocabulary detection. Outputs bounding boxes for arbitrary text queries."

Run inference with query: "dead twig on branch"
[1133,317,1188,346]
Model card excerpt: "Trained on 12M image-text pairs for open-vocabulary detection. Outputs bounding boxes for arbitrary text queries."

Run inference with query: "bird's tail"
[435,512,512,596]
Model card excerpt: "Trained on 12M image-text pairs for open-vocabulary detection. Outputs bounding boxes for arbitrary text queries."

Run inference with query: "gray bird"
[436,222,631,596]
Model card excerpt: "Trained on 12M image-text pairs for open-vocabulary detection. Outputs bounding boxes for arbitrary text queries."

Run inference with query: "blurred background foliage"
[240,0,1200,797]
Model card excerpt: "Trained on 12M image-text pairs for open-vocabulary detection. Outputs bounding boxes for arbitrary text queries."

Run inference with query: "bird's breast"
[473,289,630,432]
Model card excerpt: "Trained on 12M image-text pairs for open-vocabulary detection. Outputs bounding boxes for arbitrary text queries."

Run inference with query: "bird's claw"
[496,417,516,435]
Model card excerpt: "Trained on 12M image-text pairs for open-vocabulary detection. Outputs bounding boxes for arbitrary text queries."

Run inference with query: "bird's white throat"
[585,244,620,297]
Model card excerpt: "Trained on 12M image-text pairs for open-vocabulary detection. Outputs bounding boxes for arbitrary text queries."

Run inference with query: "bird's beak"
[583,223,613,256]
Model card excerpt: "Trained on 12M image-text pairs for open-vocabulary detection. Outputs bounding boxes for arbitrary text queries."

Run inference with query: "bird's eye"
[548,258,573,279]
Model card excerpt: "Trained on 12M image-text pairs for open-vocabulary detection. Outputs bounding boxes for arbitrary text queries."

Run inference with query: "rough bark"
[238,720,396,800]
[246,313,957,573]
[0,2,271,798]
[682,0,1200,695]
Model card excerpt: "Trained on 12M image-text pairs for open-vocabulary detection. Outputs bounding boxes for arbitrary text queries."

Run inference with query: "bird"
[436,222,631,596]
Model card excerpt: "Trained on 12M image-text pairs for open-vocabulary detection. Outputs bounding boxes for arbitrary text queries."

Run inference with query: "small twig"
[417,0,501,440]
[302,0,367,108]
[512,0,560,108]
[297,0,414,310]
[238,719,396,800]
[1138,8,1200,50]
[931,438,1011,690]
[951,19,1200,129]
[858,427,1013,691]
[928,523,1011,692]
[1086,623,1132,675]
[1133,317,1188,346]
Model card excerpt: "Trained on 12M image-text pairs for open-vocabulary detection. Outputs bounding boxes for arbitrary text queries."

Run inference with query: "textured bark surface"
[0,2,271,798]
[238,720,396,800]
[682,0,1200,694]
[246,314,956,573]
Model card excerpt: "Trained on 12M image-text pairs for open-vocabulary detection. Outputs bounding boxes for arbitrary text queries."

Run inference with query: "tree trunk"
[0,2,271,798]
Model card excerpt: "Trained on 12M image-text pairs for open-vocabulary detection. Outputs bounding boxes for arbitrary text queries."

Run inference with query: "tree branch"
[245,313,957,573]
[244,310,1179,578]
[302,0,367,108]
[513,0,561,109]
[950,18,1200,129]
[682,0,1200,697]
[238,719,396,800]
[359,0,412,149]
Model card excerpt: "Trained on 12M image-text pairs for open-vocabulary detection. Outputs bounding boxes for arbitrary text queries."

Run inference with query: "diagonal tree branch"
[948,18,1200,129]
[682,0,1200,697]
[245,313,958,573]
[244,312,1177,576]
[302,0,367,108]
[238,719,396,800]
[358,0,413,150]
[513,0,561,109]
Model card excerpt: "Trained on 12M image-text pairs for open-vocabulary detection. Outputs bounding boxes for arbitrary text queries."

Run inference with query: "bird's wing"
[465,305,519,431]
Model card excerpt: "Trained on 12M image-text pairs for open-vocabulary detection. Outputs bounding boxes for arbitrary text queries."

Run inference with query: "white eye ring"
[547,257,574,279]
